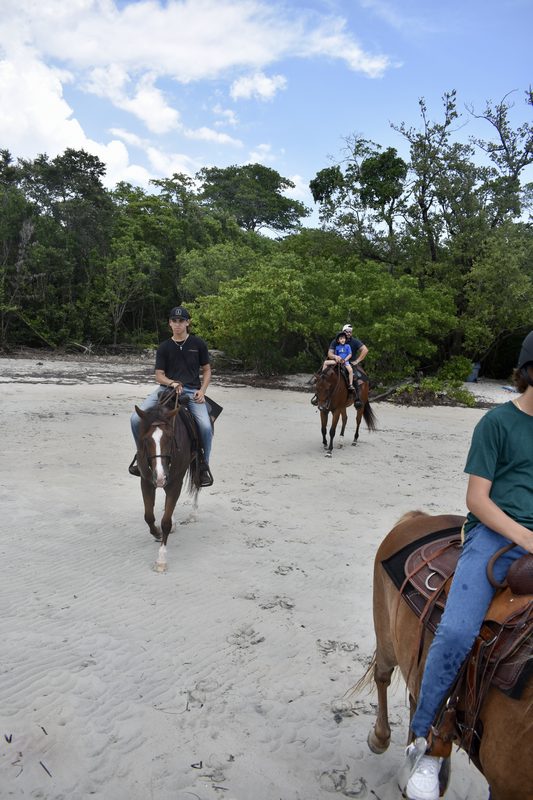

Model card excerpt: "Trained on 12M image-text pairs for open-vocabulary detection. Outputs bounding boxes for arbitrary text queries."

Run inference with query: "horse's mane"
[138,404,174,430]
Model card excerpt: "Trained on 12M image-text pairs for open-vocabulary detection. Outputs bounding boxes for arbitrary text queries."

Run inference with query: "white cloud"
[213,104,239,127]
[108,128,146,148]
[145,146,204,178]
[182,126,243,146]
[231,72,287,101]
[285,173,311,202]
[247,143,276,164]
[0,54,85,157]
[359,0,439,35]
[0,1,396,188]
[0,52,160,188]
[86,68,180,134]
[298,16,389,78]
[2,1,392,81]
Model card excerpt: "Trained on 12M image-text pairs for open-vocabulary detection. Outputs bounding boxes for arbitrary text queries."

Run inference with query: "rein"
[143,389,181,470]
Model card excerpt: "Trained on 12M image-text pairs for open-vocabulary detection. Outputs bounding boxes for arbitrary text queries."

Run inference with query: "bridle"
[317,364,342,411]
[144,415,176,474]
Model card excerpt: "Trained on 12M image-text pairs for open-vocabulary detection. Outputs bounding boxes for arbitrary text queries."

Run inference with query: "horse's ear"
[135,405,146,418]
[168,407,180,418]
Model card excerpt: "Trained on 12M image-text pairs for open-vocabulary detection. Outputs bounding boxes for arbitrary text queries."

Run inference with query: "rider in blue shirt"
[323,332,355,392]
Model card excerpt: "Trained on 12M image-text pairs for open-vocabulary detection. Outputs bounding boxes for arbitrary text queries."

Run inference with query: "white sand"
[1,358,513,800]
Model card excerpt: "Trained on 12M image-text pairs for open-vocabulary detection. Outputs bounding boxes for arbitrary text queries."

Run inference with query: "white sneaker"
[404,743,442,800]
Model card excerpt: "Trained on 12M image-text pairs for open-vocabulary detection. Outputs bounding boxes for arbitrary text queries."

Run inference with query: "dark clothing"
[155,336,210,389]
[328,335,363,361]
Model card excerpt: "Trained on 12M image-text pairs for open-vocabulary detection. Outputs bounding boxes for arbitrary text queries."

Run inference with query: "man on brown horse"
[323,331,356,393]
[327,324,369,410]
[401,331,533,800]
[129,306,214,487]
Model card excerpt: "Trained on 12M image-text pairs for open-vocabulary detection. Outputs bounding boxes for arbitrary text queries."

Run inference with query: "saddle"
[395,531,533,759]
[158,388,221,485]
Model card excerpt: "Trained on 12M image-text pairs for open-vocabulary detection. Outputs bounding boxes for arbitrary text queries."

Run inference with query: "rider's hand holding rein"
[193,386,207,403]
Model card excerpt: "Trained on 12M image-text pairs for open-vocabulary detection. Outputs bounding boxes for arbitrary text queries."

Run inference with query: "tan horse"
[358,511,533,800]
[314,364,377,456]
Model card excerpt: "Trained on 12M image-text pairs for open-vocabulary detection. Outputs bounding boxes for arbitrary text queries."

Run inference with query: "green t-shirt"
[464,401,533,534]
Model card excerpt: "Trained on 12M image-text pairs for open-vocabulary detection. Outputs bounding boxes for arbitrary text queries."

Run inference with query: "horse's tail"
[349,651,377,696]
[347,652,401,699]
[363,400,377,432]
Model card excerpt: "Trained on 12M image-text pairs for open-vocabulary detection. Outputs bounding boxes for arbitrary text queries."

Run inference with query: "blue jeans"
[411,523,527,737]
[130,386,213,463]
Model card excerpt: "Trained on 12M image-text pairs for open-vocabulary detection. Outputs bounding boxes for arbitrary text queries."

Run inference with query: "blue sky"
[1,0,531,219]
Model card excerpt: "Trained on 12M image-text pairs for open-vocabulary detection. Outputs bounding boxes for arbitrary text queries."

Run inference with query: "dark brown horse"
[358,511,533,800]
[314,364,377,455]
[134,400,199,571]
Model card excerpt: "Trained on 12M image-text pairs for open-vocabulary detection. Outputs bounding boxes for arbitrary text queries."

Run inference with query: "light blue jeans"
[411,523,527,737]
[130,386,213,463]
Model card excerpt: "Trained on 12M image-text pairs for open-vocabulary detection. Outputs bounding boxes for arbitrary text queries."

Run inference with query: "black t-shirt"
[155,335,210,388]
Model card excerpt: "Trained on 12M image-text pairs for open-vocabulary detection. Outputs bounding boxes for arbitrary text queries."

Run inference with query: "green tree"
[197,163,310,233]
[178,237,273,301]
[103,236,158,346]
[192,253,456,379]
[468,90,533,226]
[0,150,37,345]
[310,139,407,265]
[463,223,533,358]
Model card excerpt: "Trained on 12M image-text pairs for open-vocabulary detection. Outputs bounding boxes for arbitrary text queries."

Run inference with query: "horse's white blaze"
[152,427,166,487]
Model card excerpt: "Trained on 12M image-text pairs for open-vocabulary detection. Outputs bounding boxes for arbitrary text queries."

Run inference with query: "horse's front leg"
[326,410,341,456]
[154,482,184,572]
[320,410,328,448]
[140,478,161,540]
[338,408,348,444]
[161,481,184,542]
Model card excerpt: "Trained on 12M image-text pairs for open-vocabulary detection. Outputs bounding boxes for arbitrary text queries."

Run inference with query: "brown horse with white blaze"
[135,401,200,571]
[315,363,377,455]
[359,511,533,800]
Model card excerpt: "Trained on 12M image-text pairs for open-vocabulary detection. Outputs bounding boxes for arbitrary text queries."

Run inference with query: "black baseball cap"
[517,330,533,369]
[169,306,190,320]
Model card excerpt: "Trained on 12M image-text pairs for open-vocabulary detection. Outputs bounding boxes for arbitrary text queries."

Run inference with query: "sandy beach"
[1,355,518,800]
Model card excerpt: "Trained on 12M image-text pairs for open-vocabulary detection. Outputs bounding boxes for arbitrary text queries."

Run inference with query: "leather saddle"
[400,532,533,698]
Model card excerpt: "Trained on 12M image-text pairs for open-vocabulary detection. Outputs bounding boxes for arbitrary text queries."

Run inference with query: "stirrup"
[128,455,140,477]
[199,464,214,487]
[310,394,318,406]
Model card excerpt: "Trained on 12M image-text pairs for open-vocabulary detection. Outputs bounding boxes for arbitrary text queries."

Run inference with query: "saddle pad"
[381,527,462,592]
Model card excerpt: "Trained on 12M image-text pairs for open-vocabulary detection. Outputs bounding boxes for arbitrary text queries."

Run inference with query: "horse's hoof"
[153,561,167,573]
[367,729,389,754]
[325,451,332,458]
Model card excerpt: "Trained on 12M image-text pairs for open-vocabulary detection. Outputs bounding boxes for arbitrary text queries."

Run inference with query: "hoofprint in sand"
[0,359,513,799]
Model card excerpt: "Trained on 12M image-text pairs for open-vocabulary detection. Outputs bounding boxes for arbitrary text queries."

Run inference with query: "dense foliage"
[1,90,531,380]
